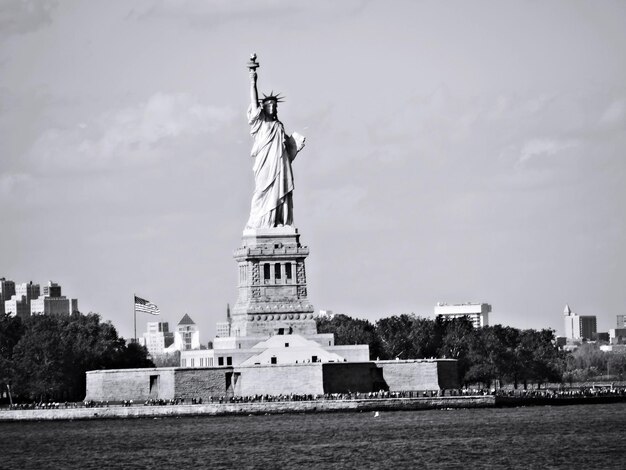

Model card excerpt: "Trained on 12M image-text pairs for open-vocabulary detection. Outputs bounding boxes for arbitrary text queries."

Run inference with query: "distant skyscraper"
[139,322,175,357]
[5,281,40,319]
[434,303,491,328]
[0,277,16,316]
[215,304,231,337]
[563,304,597,340]
[174,314,200,351]
[617,315,626,328]
[30,281,78,316]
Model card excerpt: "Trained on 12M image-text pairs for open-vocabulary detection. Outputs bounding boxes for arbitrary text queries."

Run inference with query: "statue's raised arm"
[248,54,259,111]
[244,53,305,230]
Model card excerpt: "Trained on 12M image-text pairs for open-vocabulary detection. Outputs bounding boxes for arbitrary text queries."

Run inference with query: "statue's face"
[263,100,277,118]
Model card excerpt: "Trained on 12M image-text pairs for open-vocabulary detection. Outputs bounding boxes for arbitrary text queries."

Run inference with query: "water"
[1,404,625,469]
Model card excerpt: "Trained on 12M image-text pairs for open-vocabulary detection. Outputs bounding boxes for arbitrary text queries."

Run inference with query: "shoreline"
[3,394,626,421]
[1,396,492,421]
[0,395,626,422]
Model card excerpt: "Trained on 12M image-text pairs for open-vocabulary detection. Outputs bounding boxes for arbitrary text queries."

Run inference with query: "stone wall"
[85,368,176,402]
[322,363,387,393]
[174,368,232,400]
[377,360,459,391]
[234,363,324,396]
[436,360,461,389]
[85,359,460,402]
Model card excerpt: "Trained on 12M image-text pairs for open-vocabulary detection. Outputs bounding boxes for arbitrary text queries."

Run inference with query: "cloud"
[127,0,368,28]
[517,138,578,166]
[0,0,57,38]
[0,172,34,196]
[600,99,625,126]
[28,93,236,173]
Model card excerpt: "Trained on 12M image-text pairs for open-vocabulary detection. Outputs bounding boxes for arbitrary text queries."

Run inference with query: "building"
[215,304,231,338]
[0,278,16,316]
[318,309,335,319]
[609,328,626,344]
[4,281,40,319]
[174,314,201,351]
[563,304,597,341]
[138,315,201,357]
[85,358,460,402]
[617,315,626,328]
[434,302,491,328]
[139,322,175,357]
[30,281,79,316]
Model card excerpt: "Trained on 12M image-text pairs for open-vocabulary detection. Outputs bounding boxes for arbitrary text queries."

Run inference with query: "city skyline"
[1,1,625,342]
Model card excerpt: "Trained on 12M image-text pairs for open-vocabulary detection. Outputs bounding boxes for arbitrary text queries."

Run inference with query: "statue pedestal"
[231,226,316,337]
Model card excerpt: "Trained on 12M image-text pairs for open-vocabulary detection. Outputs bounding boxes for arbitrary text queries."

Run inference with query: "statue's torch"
[247,53,259,71]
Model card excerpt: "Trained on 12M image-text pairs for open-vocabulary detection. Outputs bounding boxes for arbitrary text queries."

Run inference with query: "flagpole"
[133,293,137,344]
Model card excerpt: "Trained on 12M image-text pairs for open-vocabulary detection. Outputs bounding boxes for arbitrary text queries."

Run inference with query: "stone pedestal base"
[231,226,316,337]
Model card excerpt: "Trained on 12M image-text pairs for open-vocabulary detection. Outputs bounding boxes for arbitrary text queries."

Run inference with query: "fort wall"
[84,360,460,402]
[322,362,387,393]
[377,360,460,391]
[234,364,324,396]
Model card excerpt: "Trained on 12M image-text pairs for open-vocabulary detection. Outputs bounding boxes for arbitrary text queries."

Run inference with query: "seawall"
[0,396,493,422]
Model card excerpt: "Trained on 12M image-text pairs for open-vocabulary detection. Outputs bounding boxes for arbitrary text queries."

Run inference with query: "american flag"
[134,295,160,315]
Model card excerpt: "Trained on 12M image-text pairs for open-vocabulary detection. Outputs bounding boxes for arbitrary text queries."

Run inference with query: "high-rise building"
[139,322,175,357]
[617,315,626,328]
[0,278,16,316]
[30,281,78,315]
[5,281,40,319]
[215,304,231,337]
[563,304,597,340]
[434,303,491,328]
[174,314,200,351]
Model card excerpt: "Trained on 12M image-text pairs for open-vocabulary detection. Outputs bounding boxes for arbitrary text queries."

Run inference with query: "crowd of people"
[9,401,80,410]
[6,385,626,410]
[495,385,626,399]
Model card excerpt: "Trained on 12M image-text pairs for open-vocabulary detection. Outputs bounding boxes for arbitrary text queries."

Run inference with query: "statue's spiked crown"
[261,91,284,104]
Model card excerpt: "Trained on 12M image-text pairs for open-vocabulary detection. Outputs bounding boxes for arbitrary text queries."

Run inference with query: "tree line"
[317,313,571,388]
[2,311,624,402]
[0,312,153,402]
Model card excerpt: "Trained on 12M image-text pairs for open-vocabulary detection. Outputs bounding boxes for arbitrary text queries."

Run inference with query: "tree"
[152,351,181,367]
[565,342,606,382]
[317,314,384,359]
[7,313,154,401]
[0,313,24,400]
[375,314,440,359]
[515,329,563,388]
[462,327,503,387]
[607,351,626,380]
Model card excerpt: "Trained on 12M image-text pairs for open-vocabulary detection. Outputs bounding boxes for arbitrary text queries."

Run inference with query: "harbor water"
[1,403,625,469]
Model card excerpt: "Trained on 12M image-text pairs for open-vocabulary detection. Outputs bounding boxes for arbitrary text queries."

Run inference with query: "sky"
[1,0,625,343]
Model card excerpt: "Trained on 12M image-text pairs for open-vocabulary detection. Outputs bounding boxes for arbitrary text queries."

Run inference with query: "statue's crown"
[261,91,284,104]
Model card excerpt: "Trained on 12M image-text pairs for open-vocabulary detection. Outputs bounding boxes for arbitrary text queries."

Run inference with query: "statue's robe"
[246,105,301,228]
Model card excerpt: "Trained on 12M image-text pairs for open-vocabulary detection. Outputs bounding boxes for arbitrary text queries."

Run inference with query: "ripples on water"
[1,403,626,469]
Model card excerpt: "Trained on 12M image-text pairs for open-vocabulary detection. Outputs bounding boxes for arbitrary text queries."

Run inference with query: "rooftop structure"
[434,302,491,328]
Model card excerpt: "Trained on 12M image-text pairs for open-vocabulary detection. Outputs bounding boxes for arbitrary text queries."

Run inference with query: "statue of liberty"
[245,54,306,229]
